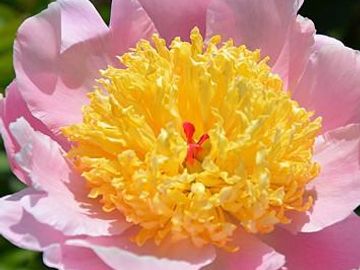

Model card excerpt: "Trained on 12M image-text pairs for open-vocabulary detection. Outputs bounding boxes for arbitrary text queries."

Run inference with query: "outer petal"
[313,34,344,51]
[0,189,114,270]
[0,82,53,184]
[286,124,360,233]
[13,0,109,135]
[206,0,314,89]
[272,15,315,89]
[44,244,112,270]
[66,234,215,270]
[109,0,156,55]
[9,117,130,237]
[292,43,360,132]
[137,0,211,43]
[0,190,64,251]
[262,214,360,270]
[203,230,285,270]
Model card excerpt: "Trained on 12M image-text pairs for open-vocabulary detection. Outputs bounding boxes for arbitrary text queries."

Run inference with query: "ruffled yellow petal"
[62,27,321,251]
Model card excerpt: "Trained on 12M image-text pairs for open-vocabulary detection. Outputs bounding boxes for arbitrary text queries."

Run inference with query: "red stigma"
[183,122,209,165]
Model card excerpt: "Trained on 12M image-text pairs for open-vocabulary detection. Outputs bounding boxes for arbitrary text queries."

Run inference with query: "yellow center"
[62,28,321,251]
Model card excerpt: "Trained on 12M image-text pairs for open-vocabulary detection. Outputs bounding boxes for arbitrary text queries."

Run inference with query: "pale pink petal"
[272,15,315,90]
[55,0,108,53]
[314,34,344,51]
[109,0,156,55]
[0,81,70,184]
[262,214,360,270]
[0,189,64,251]
[207,0,311,87]
[9,117,130,237]
[44,244,112,270]
[13,0,111,134]
[203,230,285,270]
[292,43,360,132]
[285,124,360,233]
[0,187,114,270]
[66,230,215,270]
[137,0,211,43]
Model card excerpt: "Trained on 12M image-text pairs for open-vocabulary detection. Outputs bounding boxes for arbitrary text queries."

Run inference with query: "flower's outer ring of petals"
[292,43,360,132]
[109,0,157,56]
[202,229,285,270]
[137,0,211,43]
[0,189,114,270]
[65,235,216,270]
[14,0,109,135]
[44,244,113,270]
[206,0,313,89]
[262,214,360,270]
[0,81,71,185]
[0,82,52,184]
[313,34,344,51]
[285,124,360,233]
[0,189,64,252]
[272,15,315,90]
[56,0,108,53]
[9,117,131,237]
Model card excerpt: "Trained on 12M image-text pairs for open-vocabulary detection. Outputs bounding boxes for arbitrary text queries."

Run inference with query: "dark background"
[0,0,359,269]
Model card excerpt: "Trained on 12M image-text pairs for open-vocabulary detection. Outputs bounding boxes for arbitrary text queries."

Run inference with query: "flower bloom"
[1,0,360,269]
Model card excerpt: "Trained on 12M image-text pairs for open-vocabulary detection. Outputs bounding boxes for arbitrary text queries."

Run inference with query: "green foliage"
[0,4,23,92]
[0,238,49,270]
[0,0,359,269]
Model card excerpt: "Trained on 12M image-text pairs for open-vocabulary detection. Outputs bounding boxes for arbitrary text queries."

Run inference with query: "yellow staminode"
[62,28,321,251]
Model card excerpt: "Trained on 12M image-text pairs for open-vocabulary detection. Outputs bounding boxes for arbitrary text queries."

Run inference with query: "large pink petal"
[0,83,46,184]
[286,124,360,233]
[0,81,71,185]
[0,189,64,251]
[137,0,211,43]
[203,230,285,270]
[272,15,315,90]
[207,0,313,89]
[44,244,112,270]
[262,214,360,270]
[109,0,156,55]
[13,0,111,135]
[9,117,130,237]
[313,34,344,51]
[292,43,360,132]
[0,189,114,270]
[65,230,215,270]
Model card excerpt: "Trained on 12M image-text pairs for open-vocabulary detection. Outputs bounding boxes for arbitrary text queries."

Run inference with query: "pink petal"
[286,124,360,233]
[272,15,315,90]
[9,117,130,237]
[14,0,110,134]
[203,230,285,270]
[44,244,112,270]
[109,0,156,55]
[137,0,211,43]
[314,34,344,51]
[0,189,64,251]
[56,0,108,53]
[292,43,360,132]
[0,188,114,270]
[0,81,71,185]
[66,231,216,270]
[262,214,360,270]
[207,0,312,89]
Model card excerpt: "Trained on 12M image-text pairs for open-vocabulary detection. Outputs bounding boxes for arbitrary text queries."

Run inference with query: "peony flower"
[1,0,360,269]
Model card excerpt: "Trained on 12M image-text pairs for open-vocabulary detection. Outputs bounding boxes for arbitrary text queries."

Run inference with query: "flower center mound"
[62,28,322,251]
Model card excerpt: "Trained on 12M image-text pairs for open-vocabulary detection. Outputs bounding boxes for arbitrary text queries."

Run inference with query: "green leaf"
[0,152,10,174]
[0,4,18,27]
[0,52,14,93]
